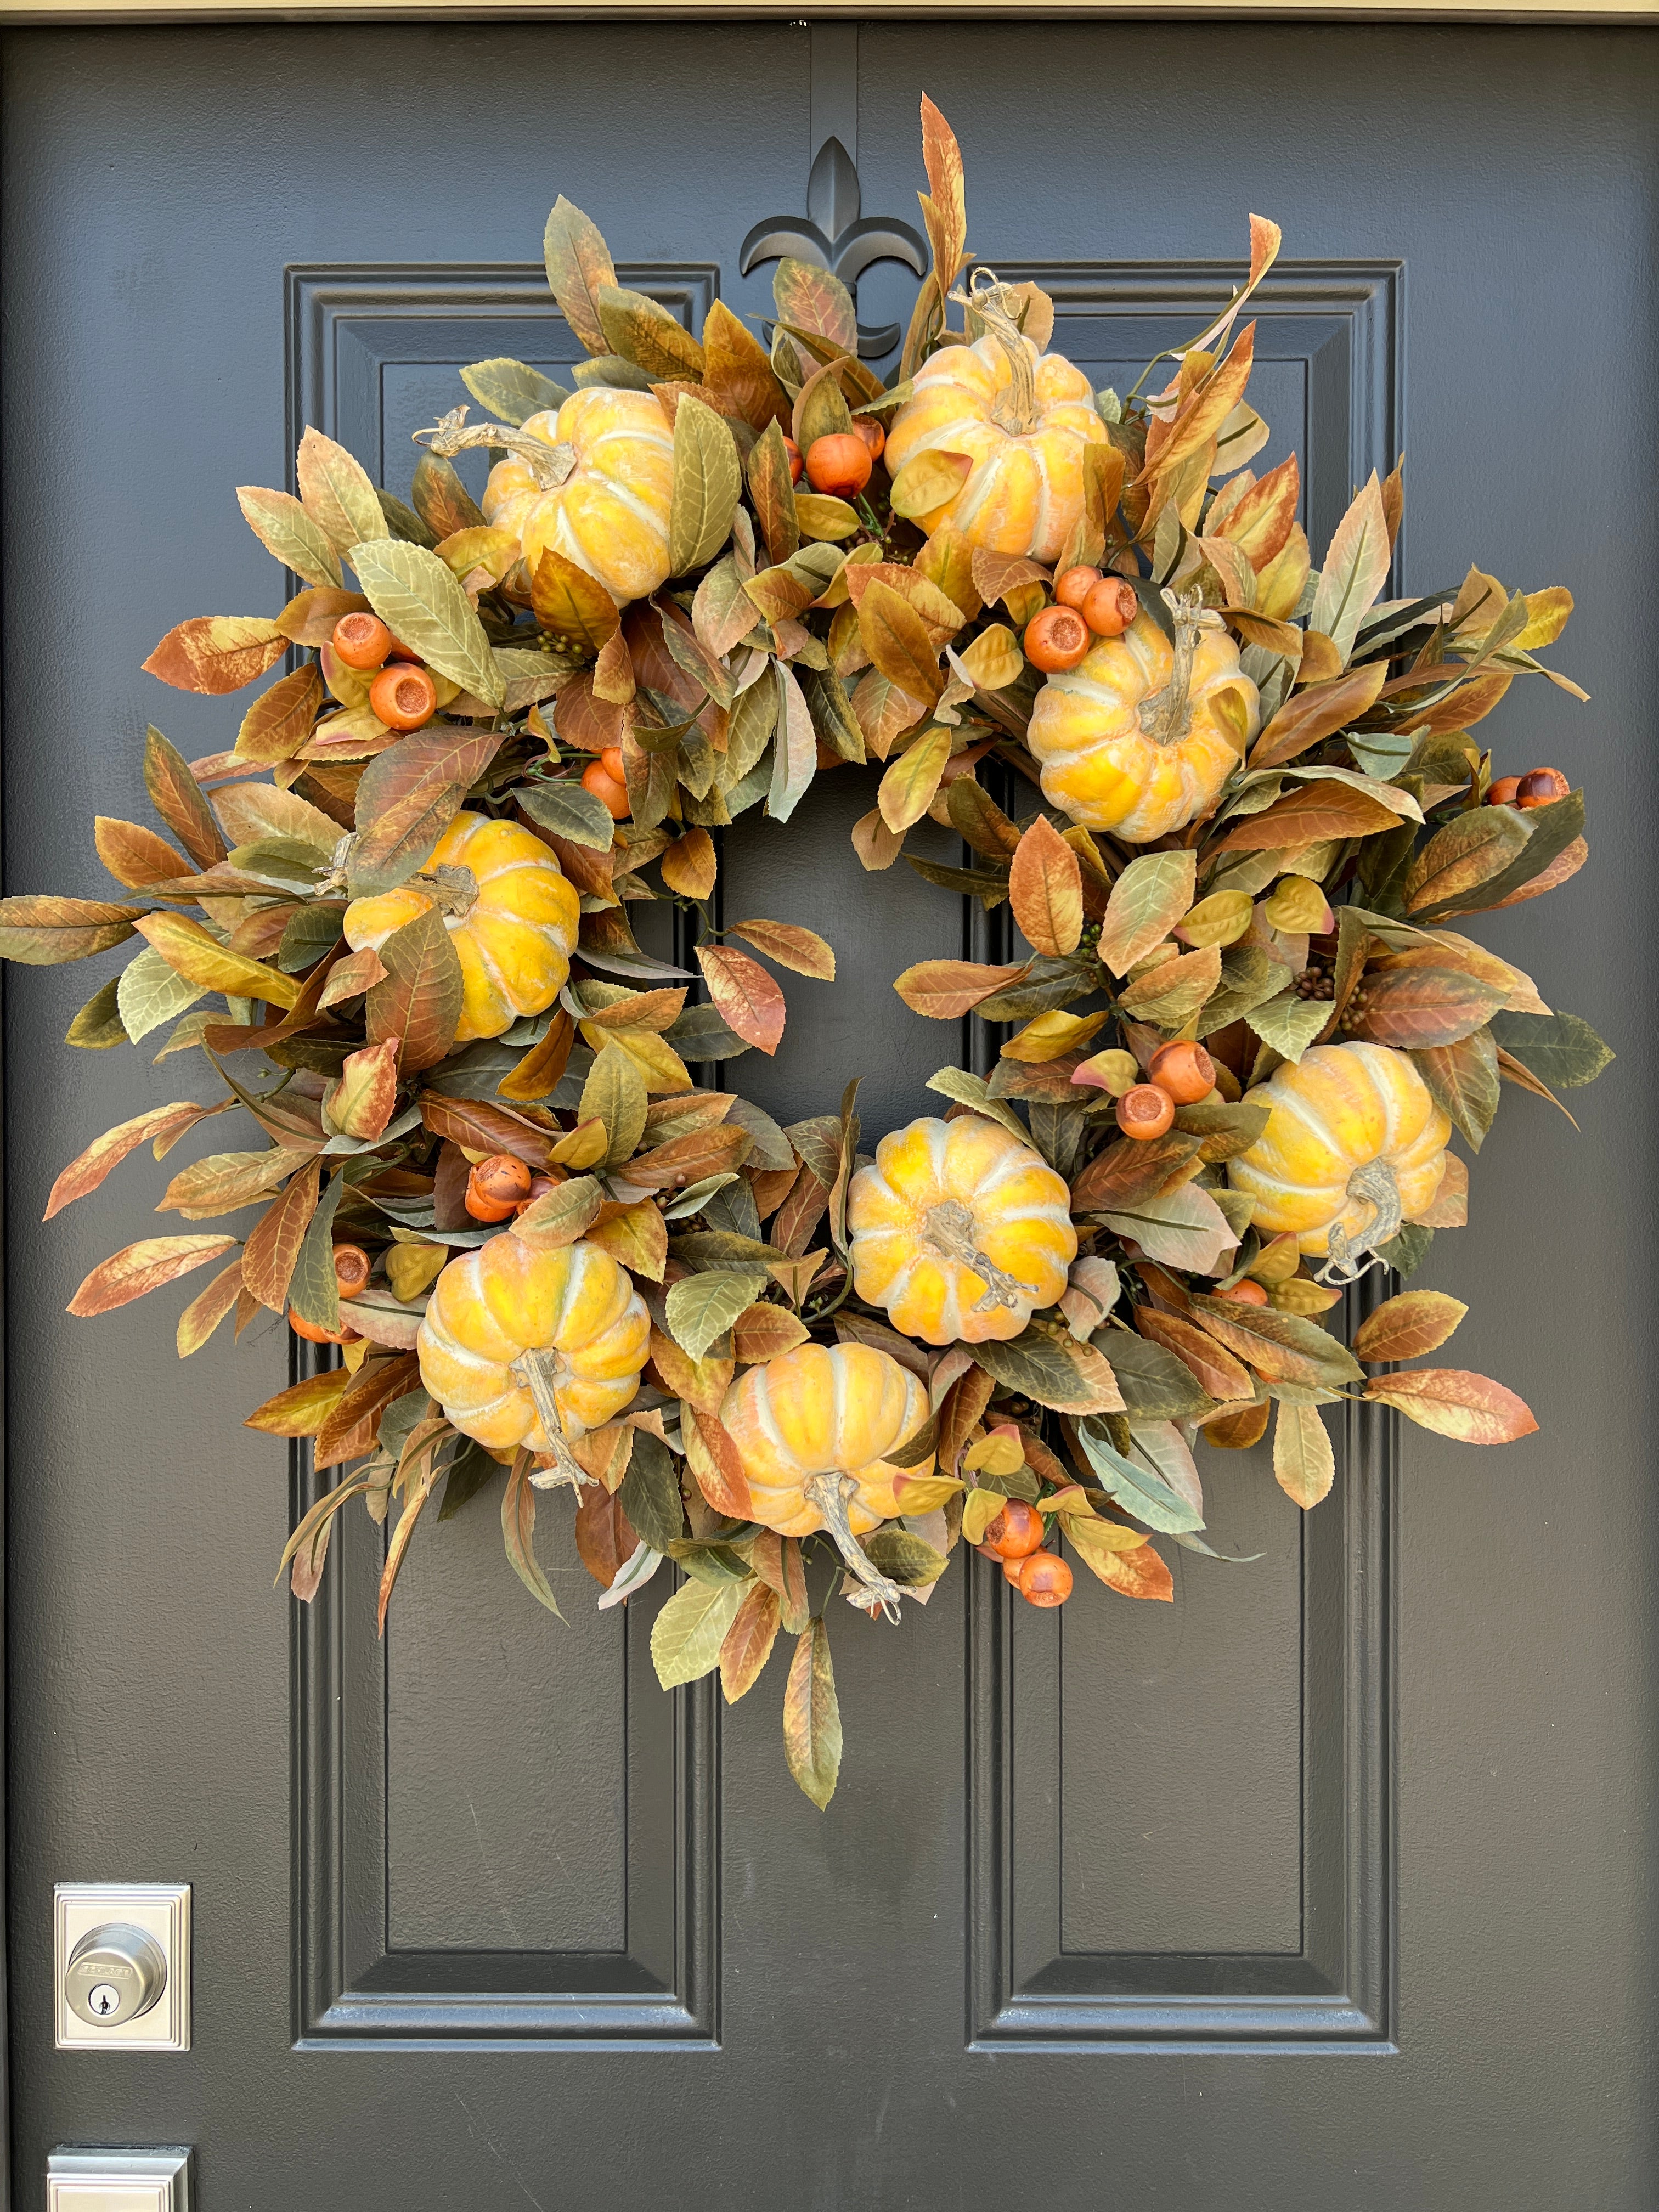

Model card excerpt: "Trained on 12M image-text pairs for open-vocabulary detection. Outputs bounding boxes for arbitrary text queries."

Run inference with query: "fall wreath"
[4,101,1611,1805]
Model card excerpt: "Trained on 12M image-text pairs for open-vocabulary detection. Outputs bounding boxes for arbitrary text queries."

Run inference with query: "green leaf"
[1308,472,1391,665]
[1412,1028,1500,1150]
[502,1457,563,1620]
[664,1268,768,1359]
[1074,1419,1205,1533]
[295,427,387,556]
[922,1066,1030,1145]
[277,907,345,975]
[1096,1331,1215,1420]
[235,485,343,589]
[668,396,743,576]
[579,1041,648,1169]
[783,1616,842,1810]
[348,725,505,897]
[517,778,619,851]
[66,974,128,1049]
[460,358,571,426]
[1488,1008,1614,1090]
[543,197,616,355]
[1199,944,1284,1035]
[968,1328,1123,1414]
[1244,989,1333,1063]
[862,1528,947,1587]
[652,1575,746,1689]
[1098,850,1197,975]
[664,1537,754,1584]
[287,1170,347,1335]
[351,537,504,704]
[1378,1223,1434,1279]
[619,1431,685,1553]
[117,946,207,1042]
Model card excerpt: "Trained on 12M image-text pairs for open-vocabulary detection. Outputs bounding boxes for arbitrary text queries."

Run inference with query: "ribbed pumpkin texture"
[417,1233,650,1449]
[847,1114,1077,1344]
[342,810,579,1043]
[713,1342,933,1538]
[1228,1042,1452,1255]
[482,388,674,604]
[1026,606,1260,842]
[882,332,1108,563]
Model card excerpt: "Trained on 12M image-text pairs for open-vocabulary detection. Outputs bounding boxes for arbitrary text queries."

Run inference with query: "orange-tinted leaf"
[1009,815,1084,956]
[585,1198,668,1281]
[68,1233,238,1318]
[349,725,504,896]
[244,1366,357,1437]
[877,726,951,834]
[1072,1529,1173,1602]
[1363,1367,1537,1443]
[275,586,369,646]
[317,946,388,1008]
[575,1482,637,1588]
[144,725,227,867]
[1347,966,1504,1049]
[1249,660,1390,770]
[892,958,1030,1019]
[731,1304,811,1362]
[365,909,464,1075]
[851,805,904,871]
[682,1402,754,1518]
[496,1007,576,1102]
[45,1101,207,1220]
[703,298,790,432]
[240,1160,322,1312]
[728,918,834,981]
[661,828,718,900]
[235,663,325,765]
[782,1615,841,1808]
[325,1037,400,1141]
[625,1123,751,1192]
[313,1352,421,1469]
[1353,1289,1469,1362]
[1216,779,1404,850]
[775,259,856,355]
[543,195,616,353]
[531,545,619,651]
[720,1579,781,1703]
[1135,1307,1251,1400]
[1211,450,1300,571]
[418,1091,552,1170]
[0,895,144,966]
[697,943,786,1055]
[136,913,301,1007]
[143,614,288,695]
[1272,1400,1334,1508]
[176,1256,244,1356]
[859,579,944,707]
[94,818,189,889]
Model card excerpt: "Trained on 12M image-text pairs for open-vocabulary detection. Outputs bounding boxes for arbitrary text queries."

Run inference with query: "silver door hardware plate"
[47,2147,191,2212]
[54,1886,190,2052]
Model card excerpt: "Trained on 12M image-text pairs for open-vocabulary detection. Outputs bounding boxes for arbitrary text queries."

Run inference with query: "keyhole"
[88,1983,121,2017]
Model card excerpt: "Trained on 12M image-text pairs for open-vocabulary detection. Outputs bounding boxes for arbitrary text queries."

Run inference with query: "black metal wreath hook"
[739,135,927,360]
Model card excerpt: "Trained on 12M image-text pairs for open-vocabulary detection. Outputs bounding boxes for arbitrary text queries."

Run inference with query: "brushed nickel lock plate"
[54,1885,190,2052]
[48,2147,191,2212]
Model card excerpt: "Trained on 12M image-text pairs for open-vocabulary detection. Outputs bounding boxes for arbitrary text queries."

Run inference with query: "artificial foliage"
[3,100,1612,1805]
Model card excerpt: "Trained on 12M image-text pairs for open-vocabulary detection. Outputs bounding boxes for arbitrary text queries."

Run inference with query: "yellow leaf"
[889,449,973,521]
[1001,1009,1111,1063]
[859,579,944,706]
[963,1429,1024,1477]
[385,1240,448,1302]
[1175,889,1255,948]
[961,1489,1004,1547]
[550,1118,609,1168]
[660,827,718,900]
[1261,877,1332,933]
[1071,1047,1141,1097]
[579,1024,692,1094]
[794,493,862,541]
[957,623,1022,691]
[1514,586,1573,650]
[877,725,951,834]
[134,913,300,1007]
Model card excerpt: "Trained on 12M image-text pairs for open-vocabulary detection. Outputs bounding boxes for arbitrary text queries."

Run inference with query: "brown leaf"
[365,908,464,1076]
[575,1483,638,1589]
[731,1304,811,1363]
[68,1233,238,1318]
[1215,779,1405,850]
[625,1123,751,1191]
[1488,833,1587,911]
[325,1037,400,1141]
[275,586,369,645]
[1353,1289,1469,1362]
[858,580,944,707]
[314,1353,421,1468]
[1211,452,1300,571]
[1363,1368,1537,1443]
[918,93,969,283]
[236,663,325,765]
[543,195,616,354]
[1070,1533,1173,1602]
[145,726,227,867]
[1070,1133,1201,1212]
[585,1198,668,1281]
[746,420,800,566]
[681,1402,754,1518]
[176,1257,245,1357]
[703,298,791,432]
[661,828,718,901]
[1008,816,1084,957]
[418,1091,552,1169]
[1135,1307,1252,1400]
[697,944,786,1055]
[1347,966,1505,1049]
[727,917,834,981]
[553,670,628,754]
[531,546,619,651]
[1248,659,1389,769]
[0,894,141,967]
[719,1579,782,1703]
[892,958,1030,1019]
[143,615,288,695]
[497,1007,577,1102]
[349,725,504,896]
[94,818,190,889]
[783,1615,842,1809]
[45,1101,208,1220]
[240,1160,323,1311]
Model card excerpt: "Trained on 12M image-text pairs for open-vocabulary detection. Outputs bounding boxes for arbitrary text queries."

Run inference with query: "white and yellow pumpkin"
[482,387,674,605]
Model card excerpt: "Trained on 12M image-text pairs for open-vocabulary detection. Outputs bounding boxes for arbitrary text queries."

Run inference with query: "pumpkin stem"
[950,269,1042,437]
[1316,1158,1403,1285]
[920,1199,1036,1317]
[416,404,579,493]
[510,1348,595,1491]
[801,1470,905,1619]
[1137,589,1214,747]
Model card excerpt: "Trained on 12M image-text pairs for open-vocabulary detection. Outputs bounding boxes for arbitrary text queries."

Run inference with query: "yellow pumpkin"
[882,325,1107,565]
[1027,600,1260,842]
[1227,1042,1452,1267]
[342,810,579,1045]
[699,1342,933,1611]
[482,388,674,605]
[417,1231,650,1451]
[846,1114,1076,1345]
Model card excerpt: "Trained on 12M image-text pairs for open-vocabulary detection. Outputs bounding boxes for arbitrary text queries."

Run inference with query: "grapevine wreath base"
[5,101,1610,1803]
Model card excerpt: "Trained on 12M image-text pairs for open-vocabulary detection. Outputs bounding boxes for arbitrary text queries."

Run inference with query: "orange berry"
[599,745,627,782]
[515,1170,565,1216]
[1148,1040,1215,1105]
[1214,1278,1270,1306]
[466,1154,532,1223]
[331,1243,371,1299]
[1116,1084,1176,1140]
[1515,766,1570,809]
[850,416,885,462]
[1486,775,1522,806]
[369,662,437,732]
[1018,1551,1073,1606]
[582,760,631,820]
[1054,564,1103,611]
[804,433,872,499]
[331,611,392,670]
[288,1306,360,1346]
[781,435,804,485]
[1081,576,1139,637]
[984,1498,1046,1559]
[1002,1553,1026,1587]
[1024,604,1092,673]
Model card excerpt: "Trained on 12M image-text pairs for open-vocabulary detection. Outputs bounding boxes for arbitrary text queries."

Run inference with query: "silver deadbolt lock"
[64,1922,168,2027]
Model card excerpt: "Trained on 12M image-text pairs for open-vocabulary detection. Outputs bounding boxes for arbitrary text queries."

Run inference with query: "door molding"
[0,2,1652,20]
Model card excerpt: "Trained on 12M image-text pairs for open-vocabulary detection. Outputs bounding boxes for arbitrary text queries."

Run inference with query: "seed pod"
[332,611,392,670]
[331,1243,371,1298]
[369,662,438,732]
[1024,604,1092,673]
[1116,1084,1176,1140]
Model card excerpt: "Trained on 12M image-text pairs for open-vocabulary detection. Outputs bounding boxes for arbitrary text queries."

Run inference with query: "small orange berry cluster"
[1115,1039,1215,1143]
[464,1154,565,1223]
[1023,565,1139,674]
[1487,765,1569,809]
[975,1498,1073,1607]
[331,612,438,732]
[800,417,884,500]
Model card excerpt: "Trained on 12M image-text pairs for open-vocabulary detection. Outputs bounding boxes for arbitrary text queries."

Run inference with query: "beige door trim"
[1,0,1654,22]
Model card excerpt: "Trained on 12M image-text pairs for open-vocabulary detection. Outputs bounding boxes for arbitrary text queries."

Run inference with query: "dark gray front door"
[7,18,1653,2207]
